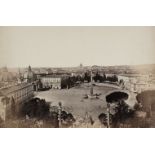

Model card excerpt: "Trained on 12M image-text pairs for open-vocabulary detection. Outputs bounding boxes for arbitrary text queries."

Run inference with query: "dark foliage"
[136,90,155,107]
[61,76,84,89]
[106,75,118,82]
[21,98,50,119]
[93,72,106,83]
[63,113,76,125]
[47,111,59,127]
[98,92,134,127]
[98,113,113,126]
[136,90,155,117]
[106,91,128,103]
[84,72,91,82]
[112,100,134,126]
[98,101,134,128]
[133,103,142,111]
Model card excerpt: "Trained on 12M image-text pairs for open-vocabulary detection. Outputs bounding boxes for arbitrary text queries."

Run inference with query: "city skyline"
[0,26,155,68]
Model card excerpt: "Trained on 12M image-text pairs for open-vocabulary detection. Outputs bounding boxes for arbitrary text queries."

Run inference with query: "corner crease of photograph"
[0,26,155,68]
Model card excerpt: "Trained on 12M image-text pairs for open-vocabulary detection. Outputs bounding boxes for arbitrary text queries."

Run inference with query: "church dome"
[0,67,16,82]
[24,66,36,82]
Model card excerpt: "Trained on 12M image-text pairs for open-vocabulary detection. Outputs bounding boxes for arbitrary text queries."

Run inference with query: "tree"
[136,90,155,117]
[21,98,50,119]
[98,113,113,127]
[112,100,134,127]
[84,72,91,82]
[106,75,118,83]
[105,91,133,127]
[102,74,106,82]
[93,72,105,83]
[106,91,128,103]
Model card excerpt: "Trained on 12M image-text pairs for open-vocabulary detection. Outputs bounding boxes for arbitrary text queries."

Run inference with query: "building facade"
[118,74,149,93]
[0,83,34,121]
[40,75,61,89]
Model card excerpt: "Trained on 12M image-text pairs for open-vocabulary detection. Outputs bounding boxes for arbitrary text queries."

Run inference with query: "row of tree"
[83,72,118,83]
[61,72,119,89]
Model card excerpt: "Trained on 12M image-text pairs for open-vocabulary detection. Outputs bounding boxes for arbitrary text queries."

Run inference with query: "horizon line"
[1,63,155,69]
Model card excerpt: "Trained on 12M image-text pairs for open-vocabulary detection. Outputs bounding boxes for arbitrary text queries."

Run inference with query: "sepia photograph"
[0,26,155,128]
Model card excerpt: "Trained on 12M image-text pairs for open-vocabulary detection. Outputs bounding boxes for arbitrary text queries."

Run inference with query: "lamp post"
[107,102,110,128]
[58,102,62,128]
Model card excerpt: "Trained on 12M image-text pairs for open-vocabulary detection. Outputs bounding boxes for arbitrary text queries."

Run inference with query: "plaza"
[36,83,136,123]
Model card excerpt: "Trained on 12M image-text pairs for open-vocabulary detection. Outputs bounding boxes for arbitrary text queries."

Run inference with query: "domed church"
[24,66,37,83]
[0,66,16,82]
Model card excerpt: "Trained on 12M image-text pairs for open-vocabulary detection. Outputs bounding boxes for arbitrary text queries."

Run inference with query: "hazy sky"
[0,27,155,67]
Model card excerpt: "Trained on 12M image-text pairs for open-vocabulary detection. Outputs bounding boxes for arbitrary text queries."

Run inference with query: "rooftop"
[0,82,32,97]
